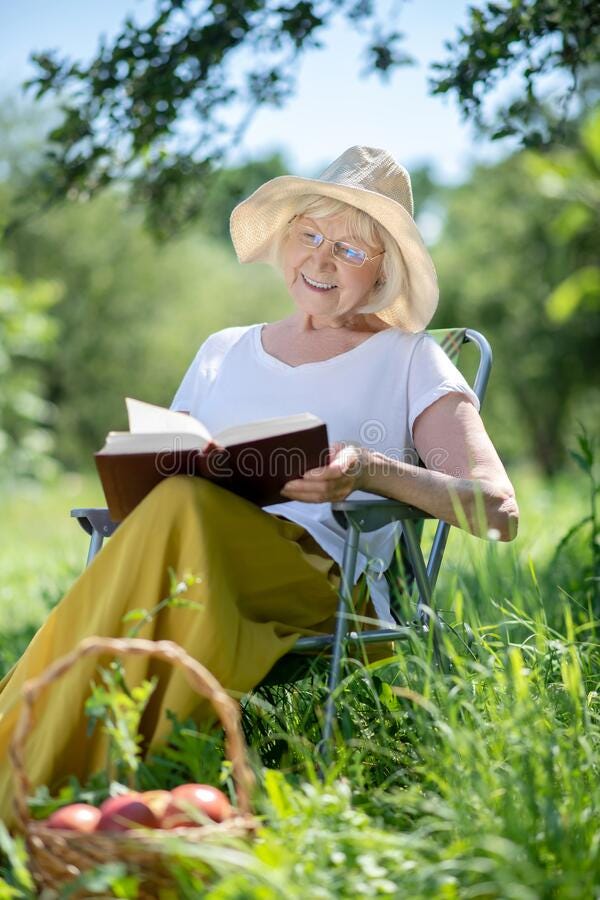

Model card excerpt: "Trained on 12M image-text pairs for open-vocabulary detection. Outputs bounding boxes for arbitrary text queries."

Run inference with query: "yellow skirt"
[0,476,370,823]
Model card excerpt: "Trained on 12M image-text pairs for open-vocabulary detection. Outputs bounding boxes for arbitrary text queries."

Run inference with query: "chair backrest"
[428,327,466,365]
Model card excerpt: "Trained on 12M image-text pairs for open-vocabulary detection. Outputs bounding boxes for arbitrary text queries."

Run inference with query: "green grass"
[0,463,586,644]
[0,471,103,627]
[0,471,103,672]
[1,462,598,898]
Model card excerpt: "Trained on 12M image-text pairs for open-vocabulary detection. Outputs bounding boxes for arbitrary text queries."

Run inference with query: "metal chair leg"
[71,508,119,568]
[401,520,448,672]
[401,520,432,618]
[86,530,104,566]
[322,522,360,747]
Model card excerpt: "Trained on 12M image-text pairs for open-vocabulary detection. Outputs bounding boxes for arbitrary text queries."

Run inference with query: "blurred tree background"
[1,0,598,480]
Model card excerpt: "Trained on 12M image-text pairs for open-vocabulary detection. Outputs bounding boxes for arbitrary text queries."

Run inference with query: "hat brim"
[229,174,438,332]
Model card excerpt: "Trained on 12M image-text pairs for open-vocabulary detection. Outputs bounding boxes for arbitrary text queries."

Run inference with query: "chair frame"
[72,328,492,745]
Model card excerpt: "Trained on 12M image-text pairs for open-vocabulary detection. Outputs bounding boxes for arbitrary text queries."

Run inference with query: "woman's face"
[280,213,384,327]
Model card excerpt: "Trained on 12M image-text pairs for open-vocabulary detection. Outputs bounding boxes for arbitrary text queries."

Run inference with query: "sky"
[0,0,515,182]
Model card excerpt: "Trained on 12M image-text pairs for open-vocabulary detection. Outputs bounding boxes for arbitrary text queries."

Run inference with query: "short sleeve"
[170,345,210,414]
[170,325,255,417]
[407,334,480,439]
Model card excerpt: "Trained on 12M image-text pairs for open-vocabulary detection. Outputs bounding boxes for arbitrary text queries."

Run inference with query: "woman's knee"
[143,477,273,549]
[139,475,194,516]
[148,475,237,517]
[152,474,200,502]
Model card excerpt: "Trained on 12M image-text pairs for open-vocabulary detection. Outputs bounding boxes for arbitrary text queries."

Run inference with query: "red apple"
[96,793,159,832]
[46,803,101,832]
[162,783,233,827]
[140,789,172,820]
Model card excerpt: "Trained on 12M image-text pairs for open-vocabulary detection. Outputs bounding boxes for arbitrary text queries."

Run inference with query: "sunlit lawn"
[1,462,598,898]
[0,471,104,633]
[0,462,589,638]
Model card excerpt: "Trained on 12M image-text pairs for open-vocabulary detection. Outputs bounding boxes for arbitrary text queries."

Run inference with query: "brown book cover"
[95,423,330,522]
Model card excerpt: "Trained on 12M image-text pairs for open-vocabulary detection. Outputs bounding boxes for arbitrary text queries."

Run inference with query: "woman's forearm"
[360,450,519,541]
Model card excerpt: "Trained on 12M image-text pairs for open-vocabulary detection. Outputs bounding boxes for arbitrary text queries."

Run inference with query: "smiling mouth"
[302,273,338,291]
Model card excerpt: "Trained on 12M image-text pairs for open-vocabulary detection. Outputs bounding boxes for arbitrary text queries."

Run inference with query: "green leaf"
[0,824,35,894]
[121,608,151,623]
[569,450,592,475]
[60,862,139,899]
[263,770,293,818]
[576,429,595,467]
[546,266,600,322]
[580,107,600,164]
[0,881,25,900]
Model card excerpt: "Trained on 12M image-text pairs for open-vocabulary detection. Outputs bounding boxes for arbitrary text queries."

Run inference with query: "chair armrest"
[70,507,119,538]
[331,499,433,532]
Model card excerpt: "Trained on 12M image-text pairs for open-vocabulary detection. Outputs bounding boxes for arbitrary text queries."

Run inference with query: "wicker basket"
[9,637,257,899]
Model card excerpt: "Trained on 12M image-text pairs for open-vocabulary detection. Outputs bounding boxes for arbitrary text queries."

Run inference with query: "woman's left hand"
[279,442,370,503]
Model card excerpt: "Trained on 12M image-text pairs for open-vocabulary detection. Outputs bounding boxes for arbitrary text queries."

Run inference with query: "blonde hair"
[274,194,408,317]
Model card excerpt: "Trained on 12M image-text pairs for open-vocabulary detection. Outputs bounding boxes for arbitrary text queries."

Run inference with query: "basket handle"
[9,637,255,830]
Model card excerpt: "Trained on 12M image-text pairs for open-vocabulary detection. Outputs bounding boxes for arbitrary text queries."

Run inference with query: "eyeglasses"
[290,217,385,268]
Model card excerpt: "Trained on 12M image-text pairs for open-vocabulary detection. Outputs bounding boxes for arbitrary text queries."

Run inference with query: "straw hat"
[229,145,438,331]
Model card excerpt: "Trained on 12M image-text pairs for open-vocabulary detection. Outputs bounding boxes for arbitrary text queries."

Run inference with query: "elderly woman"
[0,146,518,818]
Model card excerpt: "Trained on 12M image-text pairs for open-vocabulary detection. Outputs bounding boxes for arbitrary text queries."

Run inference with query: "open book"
[95,398,330,521]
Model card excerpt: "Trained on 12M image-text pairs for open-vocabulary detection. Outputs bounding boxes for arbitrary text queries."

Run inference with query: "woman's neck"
[292,312,387,334]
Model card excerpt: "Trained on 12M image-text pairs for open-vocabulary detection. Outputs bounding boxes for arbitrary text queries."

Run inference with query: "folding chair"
[71,327,492,744]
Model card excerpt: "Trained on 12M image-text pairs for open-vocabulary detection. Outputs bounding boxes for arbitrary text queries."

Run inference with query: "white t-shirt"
[171,323,480,623]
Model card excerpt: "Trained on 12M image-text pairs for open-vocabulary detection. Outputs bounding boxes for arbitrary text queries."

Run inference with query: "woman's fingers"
[280,490,348,503]
[280,474,354,502]
[327,440,350,464]
[280,443,365,501]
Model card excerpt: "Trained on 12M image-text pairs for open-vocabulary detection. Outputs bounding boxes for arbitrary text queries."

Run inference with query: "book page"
[101,432,206,453]
[125,398,211,442]
[214,412,324,446]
